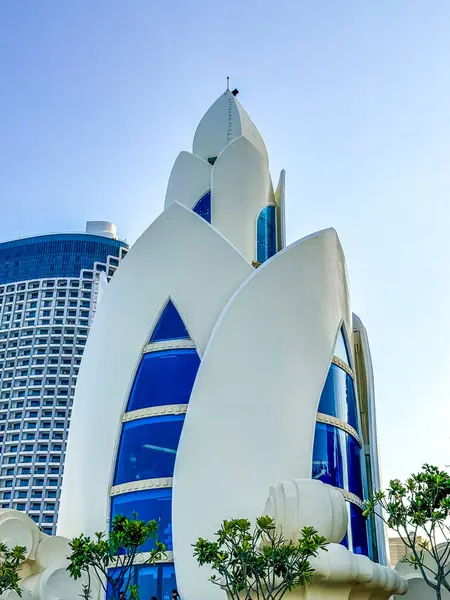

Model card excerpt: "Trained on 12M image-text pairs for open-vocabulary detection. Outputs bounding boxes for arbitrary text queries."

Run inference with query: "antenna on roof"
[226,76,230,91]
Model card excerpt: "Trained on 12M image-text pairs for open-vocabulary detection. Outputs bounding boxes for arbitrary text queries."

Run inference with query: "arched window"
[334,328,351,367]
[108,564,176,600]
[150,300,190,342]
[126,349,200,412]
[312,326,368,555]
[317,364,358,429]
[256,206,277,263]
[111,300,200,587]
[113,415,184,485]
[111,488,173,551]
[317,328,358,427]
[193,191,211,223]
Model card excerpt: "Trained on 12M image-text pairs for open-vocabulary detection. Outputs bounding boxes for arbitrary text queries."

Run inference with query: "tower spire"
[226,76,230,91]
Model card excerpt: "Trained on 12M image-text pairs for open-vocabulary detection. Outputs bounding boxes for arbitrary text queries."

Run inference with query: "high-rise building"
[389,536,425,567]
[59,90,386,599]
[0,221,128,534]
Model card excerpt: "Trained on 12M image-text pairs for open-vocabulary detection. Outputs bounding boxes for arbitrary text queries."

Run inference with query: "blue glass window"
[111,488,173,551]
[312,422,364,499]
[127,349,200,412]
[113,415,184,485]
[257,205,277,263]
[317,364,358,430]
[348,503,369,556]
[334,329,351,366]
[347,434,364,500]
[108,564,176,600]
[193,191,211,223]
[0,234,127,284]
[312,422,345,490]
[150,301,189,343]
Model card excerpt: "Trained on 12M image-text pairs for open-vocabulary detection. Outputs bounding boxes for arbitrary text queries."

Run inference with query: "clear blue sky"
[1,0,450,483]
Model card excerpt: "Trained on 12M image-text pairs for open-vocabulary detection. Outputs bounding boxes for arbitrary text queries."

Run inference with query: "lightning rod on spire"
[226,76,230,91]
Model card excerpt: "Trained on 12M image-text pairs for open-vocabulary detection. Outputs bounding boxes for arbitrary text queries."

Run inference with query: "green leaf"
[67,514,167,600]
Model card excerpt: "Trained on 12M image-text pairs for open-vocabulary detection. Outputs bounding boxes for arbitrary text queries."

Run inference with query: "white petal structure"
[56,90,396,600]
[193,90,268,164]
[212,135,273,261]
[164,151,211,210]
[274,169,286,249]
[0,510,91,600]
[172,228,351,600]
[57,201,253,538]
[0,509,40,561]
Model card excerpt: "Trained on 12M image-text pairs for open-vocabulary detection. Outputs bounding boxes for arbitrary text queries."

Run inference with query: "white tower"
[58,91,385,600]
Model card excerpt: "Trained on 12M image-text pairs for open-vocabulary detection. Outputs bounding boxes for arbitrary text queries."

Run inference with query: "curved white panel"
[212,136,273,262]
[164,151,211,210]
[57,202,253,539]
[264,479,348,544]
[173,228,351,600]
[193,91,268,164]
[234,95,269,163]
[274,169,286,249]
[353,313,388,565]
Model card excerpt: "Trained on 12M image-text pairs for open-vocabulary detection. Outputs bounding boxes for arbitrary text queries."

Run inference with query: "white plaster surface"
[264,479,348,544]
[0,510,93,600]
[211,135,273,262]
[85,221,117,239]
[21,562,95,600]
[1,590,33,600]
[193,90,268,164]
[0,510,40,561]
[173,228,352,600]
[57,201,253,539]
[164,151,211,210]
[34,537,71,570]
[274,169,286,249]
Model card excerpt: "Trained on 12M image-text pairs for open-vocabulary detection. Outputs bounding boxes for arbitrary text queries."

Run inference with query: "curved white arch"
[274,169,286,249]
[57,202,253,539]
[193,91,268,164]
[353,312,388,565]
[164,151,211,210]
[234,95,269,163]
[173,228,351,600]
[212,136,273,262]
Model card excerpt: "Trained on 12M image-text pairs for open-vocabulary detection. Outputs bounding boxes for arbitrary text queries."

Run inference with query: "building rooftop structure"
[0,221,128,534]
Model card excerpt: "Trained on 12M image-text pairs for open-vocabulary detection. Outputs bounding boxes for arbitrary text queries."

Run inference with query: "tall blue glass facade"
[257,205,277,264]
[111,300,200,592]
[312,329,369,556]
[0,234,125,285]
[0,229,128,535]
